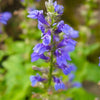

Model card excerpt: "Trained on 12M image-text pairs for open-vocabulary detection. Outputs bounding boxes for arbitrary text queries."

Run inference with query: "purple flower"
[33,43,50,55]
[28,10,42,18]
[31,43,50,62]
[27,10,49,25]
[30,74,46,86]
[53,1,64,15]
[0,12,12,24]
[53,76,65,91]
[58,64,76,75]
[55,48,71,66]
[38,21,45,33]
[55,43,76,66]
[42,30,51,46]
[61,64,72,75]
[55,20,64,34]
[61,24,79,38]
[58,37,77,48]
[31,53,49,62]
[63,36,77,46]
[99,57,100,66]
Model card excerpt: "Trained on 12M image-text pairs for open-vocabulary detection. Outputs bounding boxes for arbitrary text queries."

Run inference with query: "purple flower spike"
[53,1,64,15]
[30,74,46,87]
[0,12,12,24]
[27,10,49,25]
[53,77,65,91]
[72,82,82,88]
[29,0,80,91]
[61,24,79,38]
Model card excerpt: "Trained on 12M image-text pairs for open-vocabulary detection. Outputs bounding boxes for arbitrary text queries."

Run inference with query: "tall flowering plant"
[28,0,80,91]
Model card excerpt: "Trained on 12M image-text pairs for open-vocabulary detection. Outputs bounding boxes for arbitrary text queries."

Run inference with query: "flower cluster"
[0,12,12,25]
[28,0,80,91]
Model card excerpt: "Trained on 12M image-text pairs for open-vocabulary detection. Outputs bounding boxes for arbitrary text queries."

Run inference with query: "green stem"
[47,0,55,87]
[48,33,54,87]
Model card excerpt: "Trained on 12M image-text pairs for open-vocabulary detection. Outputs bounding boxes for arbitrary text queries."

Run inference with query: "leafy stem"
[48,31,54,87]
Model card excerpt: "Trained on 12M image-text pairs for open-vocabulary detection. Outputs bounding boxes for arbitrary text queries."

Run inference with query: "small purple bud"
[38,21,45,33]
[30,74,46,87]
[53,76,65,91]
[53,1,64,15]
[42,30,51,46]
[55,20,64,34]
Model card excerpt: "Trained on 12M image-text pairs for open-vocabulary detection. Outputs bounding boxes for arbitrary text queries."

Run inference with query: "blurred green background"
[0,0,100,100]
